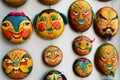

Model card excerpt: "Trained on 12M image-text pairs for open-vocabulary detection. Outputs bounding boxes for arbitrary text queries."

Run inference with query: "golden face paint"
[95,7,119,40]
[2,12,33,44]
[34,9,65,40]
[2,49,33,79]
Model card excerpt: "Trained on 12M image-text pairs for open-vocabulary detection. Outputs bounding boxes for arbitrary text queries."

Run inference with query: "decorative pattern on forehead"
[4,12,29,32]
[94,7,119,40]
[95,43,119,77]
[68,0,93,32]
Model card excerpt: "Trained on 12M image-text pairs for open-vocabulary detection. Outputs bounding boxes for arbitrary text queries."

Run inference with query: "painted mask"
[34,9,66,40]
[94,7,119,40]
[39,0,60,5]
[43,70,67,80]
[95,43,118,77]
[68,0,93,32]
[72,36,94,56]
[3,0,27,7]
[43,45,63,67]
[73,57,92,77]
[2,12,33,44]
[2,49,33,79]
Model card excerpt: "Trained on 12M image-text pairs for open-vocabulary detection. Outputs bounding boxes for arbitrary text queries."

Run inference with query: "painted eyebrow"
[3,55,10,60]
[99,14,107,20]
[112,15,118,20]
[22,54,30,59]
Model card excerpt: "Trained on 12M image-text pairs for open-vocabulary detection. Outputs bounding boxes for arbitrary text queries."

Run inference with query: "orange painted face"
[95,43,118,77]
[2,49,33,79]
[34,9,65,40]
[95,7,119,40]
[2,12,32,44]
[39,0,60,5]
[73,36,94,56]
[43,46,63,67]
[3,0,27,7]
[69,0,93,32]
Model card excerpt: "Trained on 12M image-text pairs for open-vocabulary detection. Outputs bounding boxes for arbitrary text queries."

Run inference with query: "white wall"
[0,0,120,80]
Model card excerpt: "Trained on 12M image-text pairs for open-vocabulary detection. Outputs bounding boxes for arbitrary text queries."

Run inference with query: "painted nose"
[79,14,84,19]
[13,60,20,66]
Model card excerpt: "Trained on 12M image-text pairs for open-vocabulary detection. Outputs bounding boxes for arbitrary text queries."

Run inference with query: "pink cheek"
[2,29,12,38]
[38,23,46,31]
[53,22,61,30]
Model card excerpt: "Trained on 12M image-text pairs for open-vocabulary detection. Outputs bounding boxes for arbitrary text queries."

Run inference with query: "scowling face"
[35,9,64,40]
[69,0,93,32]
[95,43,118,77]
[95,7,119,40]
[2,12,32,44]
[2,49,33,79]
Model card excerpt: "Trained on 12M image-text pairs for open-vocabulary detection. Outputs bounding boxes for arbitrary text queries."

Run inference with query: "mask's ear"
[59,12,68,25]
[62,74,67,80]
[33,14,39,27]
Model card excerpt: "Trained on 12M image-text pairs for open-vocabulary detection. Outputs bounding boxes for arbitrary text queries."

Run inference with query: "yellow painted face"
[73,58,93,77]
[2,49,33,79]
[95,43,118,77]
[43,46,63,67]
[95,7,119,40]
[3,0,27,7]
[39,0,60,5]
[73,36,93,56]
[35,9,65,40]
[2,12,33,44]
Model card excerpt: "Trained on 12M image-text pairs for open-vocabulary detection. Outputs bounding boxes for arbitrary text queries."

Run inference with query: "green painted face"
[73,57,92,77]
[95,43,118,77]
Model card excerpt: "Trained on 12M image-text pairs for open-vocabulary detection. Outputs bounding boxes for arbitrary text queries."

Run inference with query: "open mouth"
[12,33,21,39]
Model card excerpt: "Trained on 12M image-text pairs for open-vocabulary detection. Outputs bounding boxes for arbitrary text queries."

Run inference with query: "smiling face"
[95,43,118,77]
[73,58,92,77]
[2,12,32,44]
[35,9,64,40]
[95,7,119,40]
[39,0,60,5]
[43,46,63,67]
[69,0,93,32]
[73,36,92,56]
[2,49,33,79]
[3,0,27,7]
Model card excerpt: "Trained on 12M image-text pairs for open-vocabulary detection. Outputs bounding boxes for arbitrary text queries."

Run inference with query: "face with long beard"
[2,49,33,79]
[73,58,93,77]
[95,7,119,40]
[2,12,32,44]
[69,0,93,32]
[95,43,118,77]
[35,9,65,40]
[43,46,63,67]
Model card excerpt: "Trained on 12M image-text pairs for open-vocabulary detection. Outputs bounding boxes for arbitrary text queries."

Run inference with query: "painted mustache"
[102,27,115,32]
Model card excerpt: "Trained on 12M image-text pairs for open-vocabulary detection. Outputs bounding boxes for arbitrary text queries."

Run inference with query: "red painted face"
[69,0,93,32]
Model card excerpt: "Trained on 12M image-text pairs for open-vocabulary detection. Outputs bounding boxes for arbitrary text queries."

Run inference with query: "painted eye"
[2,23,9,27]
[5,59,11,63]
[47,51,51,58]
[86,43,89,46]
[112,56,116,60]
[40,16,46,21]
[21,58,28,62]
[24,22,30,26]
[84,10,88,14]
[73,11,79,15]
[51,16,58,21]
[54,50,59,57]
[101,57,107,61]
